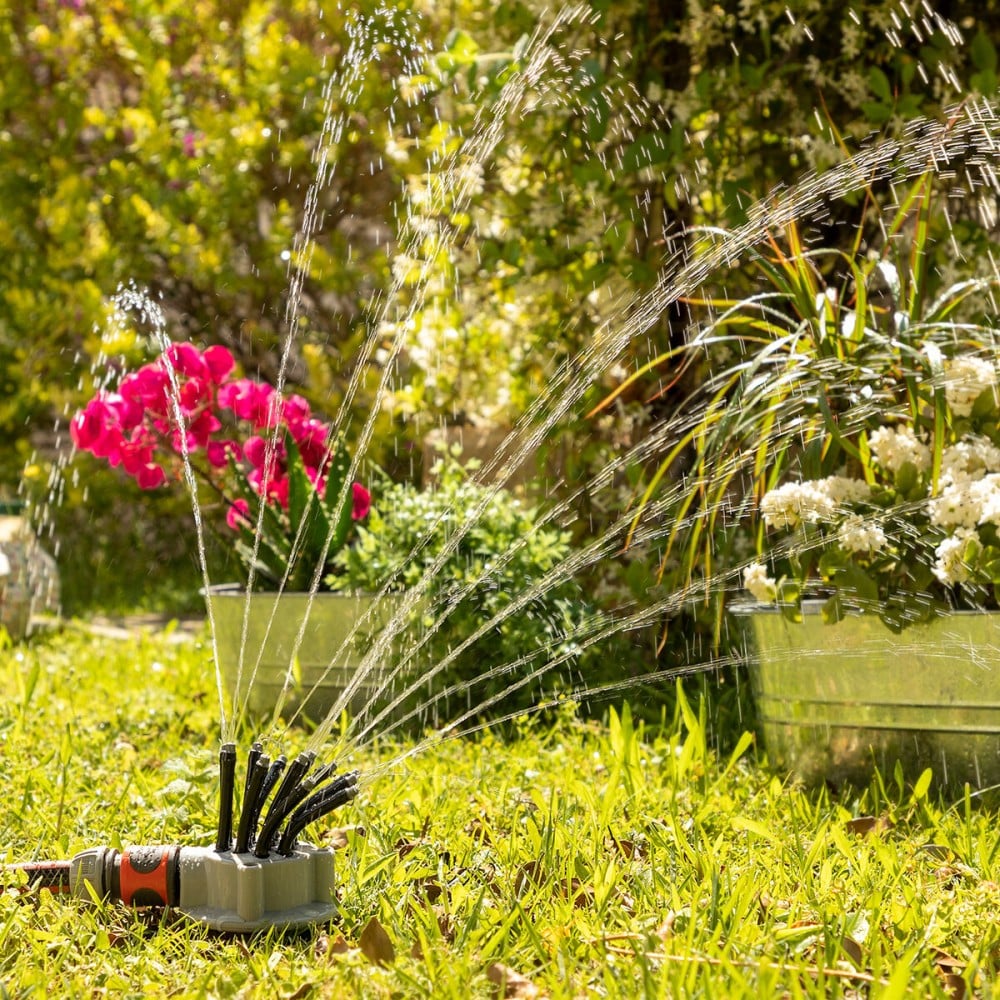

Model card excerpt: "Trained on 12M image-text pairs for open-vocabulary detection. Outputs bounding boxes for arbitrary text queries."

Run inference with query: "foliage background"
[3,0,1000,624]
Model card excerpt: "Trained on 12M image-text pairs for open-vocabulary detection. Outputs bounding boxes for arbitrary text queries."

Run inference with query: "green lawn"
[1,626,997,997]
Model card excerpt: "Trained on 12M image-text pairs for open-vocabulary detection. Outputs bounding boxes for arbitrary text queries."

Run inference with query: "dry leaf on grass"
[359,917,395,967]
[315,933,351,959]
[322,826,365,850]
[486,962,543,998]
[845,815,894,837]
[932,949,966,1000]
[839,935,863,967]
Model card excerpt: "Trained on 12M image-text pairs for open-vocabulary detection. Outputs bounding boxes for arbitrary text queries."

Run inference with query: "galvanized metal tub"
[207,589,415,722]
[733,602,1000,790]
[0,513,61,641]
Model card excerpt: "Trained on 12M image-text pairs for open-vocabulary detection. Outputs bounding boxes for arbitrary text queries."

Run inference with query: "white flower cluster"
[837,514,887,554]
[933,527,980,586]
[929,437,1000,530]
[754,352,1000,605]
[941,437,1000,479]
[943,356,997,416]
[760,475,871,529]
[868,425,931,473]
[743,562,777,603]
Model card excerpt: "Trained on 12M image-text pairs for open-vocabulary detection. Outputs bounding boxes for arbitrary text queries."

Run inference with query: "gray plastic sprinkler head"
[6,742,359,934]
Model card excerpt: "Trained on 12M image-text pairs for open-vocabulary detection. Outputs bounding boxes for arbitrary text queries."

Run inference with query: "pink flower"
[134,462,166,490]
[226,498,251,531]
[72,339,369,583]
[247,466,289,508]
[243,435,280,470]
[118,438,155,475]
[120,365,171,414]
[206,439,240,468]
[163,342,208,379]
[182,132,197,158]
[351,482,371,521]
[294,419,329,470]
[186,409,222,449]
[178,376,213,415]
[281,394,312,429]
[218,379,276,427]
[203,345,235,384]
[70,397,125,460]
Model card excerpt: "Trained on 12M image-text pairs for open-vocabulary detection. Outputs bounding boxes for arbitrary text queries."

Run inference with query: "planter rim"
[202,584,391,599]
[729,598,830,616]
[730,599,1000,617]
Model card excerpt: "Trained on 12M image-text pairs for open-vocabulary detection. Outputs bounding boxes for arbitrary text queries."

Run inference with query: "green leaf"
[840,564,880,604]
[861,101,891,125]
[584,92,610,142]
[779,602,803,625]
[911,767,933,801]
[972,388,997,419]
[972,30,997,73]
[895,461,918,496]
[285,433,312,535]
[818,548,846,576]
[868,66,892,102]
[436,30,479,72]
[322,439,357,562]
[620,133,673,174]
[284,434,334,588]
[972,69,998,96]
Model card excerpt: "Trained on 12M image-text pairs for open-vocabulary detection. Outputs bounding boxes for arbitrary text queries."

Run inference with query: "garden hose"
[4,742,358,932]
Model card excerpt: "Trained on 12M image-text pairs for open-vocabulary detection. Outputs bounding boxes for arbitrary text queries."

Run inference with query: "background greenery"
[4,0,1000,667]
[5,6,1000,990]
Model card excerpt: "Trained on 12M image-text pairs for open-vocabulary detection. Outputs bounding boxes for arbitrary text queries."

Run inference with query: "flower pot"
[206,588,414,722]
[0,514,60,641]
[733,601,1000,791]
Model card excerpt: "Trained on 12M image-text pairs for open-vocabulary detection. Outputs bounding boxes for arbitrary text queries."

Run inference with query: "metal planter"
[734,601,1000,790]
[207,589,414,722]
[0,511,60,641]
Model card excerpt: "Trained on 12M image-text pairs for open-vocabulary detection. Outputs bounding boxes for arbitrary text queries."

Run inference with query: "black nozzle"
[215,742,237,852]
[234,753,270,854]
[253,752,315,859]
[258,755,287,810]
[243,741,263,798]
[276,770,360,856]
[239,755,287,853]
[258,758,337,840]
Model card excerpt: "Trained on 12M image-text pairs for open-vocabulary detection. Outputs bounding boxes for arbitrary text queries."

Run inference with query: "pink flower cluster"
[70,342,371,529]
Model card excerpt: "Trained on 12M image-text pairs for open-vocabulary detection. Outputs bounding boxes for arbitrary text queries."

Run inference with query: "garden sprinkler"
[4,742,359,933]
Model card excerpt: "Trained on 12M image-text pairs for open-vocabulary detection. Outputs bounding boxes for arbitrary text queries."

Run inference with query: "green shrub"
[330,458,612,721]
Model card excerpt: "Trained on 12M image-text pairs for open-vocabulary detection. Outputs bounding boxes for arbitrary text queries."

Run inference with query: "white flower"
[760,476,870,529]
[929,475,984,529]
[743,562,777,603]
[932,527,980,586]
[760,482,825,529]
[837,515,887,554]
[819,475,872,505]
[0,550,8,578]
[943,356,997,416]
[974,475,1000,527]
[868,425,931,473]
[940,437,1000,481]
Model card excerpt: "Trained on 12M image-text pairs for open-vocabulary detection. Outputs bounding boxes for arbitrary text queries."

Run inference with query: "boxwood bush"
[330,458,619,722]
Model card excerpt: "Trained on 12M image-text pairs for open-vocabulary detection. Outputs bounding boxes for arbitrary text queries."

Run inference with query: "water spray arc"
[5,743,358,933]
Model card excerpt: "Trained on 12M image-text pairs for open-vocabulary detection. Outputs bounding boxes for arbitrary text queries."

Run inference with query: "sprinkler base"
[178,844,337,933]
